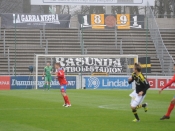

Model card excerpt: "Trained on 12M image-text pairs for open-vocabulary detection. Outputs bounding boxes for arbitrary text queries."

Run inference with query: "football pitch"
[0,89,174,131]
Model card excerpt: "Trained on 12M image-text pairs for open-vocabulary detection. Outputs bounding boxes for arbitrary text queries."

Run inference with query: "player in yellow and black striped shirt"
[128,63,150,122]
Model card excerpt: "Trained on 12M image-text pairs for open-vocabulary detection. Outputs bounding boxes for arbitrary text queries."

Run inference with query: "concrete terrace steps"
[3,38,79,41]
[4,53,158,59]
[160,29,175,62]
[0,36,103,39]
[83,29,146,32]
[0,28,162,75]
[0,42,155,47]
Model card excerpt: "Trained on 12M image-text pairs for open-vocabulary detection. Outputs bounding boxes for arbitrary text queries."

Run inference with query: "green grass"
[0,89,174,131]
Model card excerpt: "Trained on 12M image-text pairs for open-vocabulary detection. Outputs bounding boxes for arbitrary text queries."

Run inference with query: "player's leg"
[136,103,147,109]
[130,91,140,122]
[130,91,139,121]
[60,85,71,107]
[63,85,71,107]
[160,97,175,120]
[44,77,48,90]
[136,95,148,112]
[60,86,67,106]
[131,106,140,122]
[130,94,143,122]
[47,76,52,90]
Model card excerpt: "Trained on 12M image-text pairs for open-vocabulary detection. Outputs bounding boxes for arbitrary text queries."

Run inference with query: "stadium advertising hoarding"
[148,77,175,89]
[84,76,132,89]
[31,0,155,6]
[1,13,71,29]
[84,76,175,90]
[78,14,145,29]
[10,76,76,89]
[0,75,174,90]
[0,76,11,90]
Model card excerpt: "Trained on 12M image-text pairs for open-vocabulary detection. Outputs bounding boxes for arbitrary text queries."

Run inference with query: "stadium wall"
[0,76,175,90]
[155,18,175,29]
[145,18,175,29]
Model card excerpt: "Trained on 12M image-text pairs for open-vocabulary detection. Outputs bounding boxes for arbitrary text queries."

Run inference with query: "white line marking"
[98,104,129,110]
[0,108,56,110]
[98,104,165,111]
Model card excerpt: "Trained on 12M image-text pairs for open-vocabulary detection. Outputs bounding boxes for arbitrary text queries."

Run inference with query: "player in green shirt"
[43,63,53,90]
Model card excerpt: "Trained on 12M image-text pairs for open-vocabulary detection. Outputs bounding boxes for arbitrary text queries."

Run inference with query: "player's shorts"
[60,85,67,93]
[129,90,146,107]
[174,95,175,98]
[45,76,52,82]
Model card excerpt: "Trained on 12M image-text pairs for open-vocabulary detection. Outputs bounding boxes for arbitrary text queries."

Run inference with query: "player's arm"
[128,73,134,84]
[50,67,53,74]
[139,79,150,95]
[54,70,58,80]
[43,67,46,76]
[159,75,175,93]
[42,67,46,80]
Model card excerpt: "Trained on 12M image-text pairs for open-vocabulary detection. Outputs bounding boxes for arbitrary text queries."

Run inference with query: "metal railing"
[154,14,175,18]
[115,25,118,49]
[40,30,43,47]
[7,45,45,75]
[7,47,10,75]
[147,2,175,75]
[44,39,48,63]
[3,30,5,56]
[120,39,123,55]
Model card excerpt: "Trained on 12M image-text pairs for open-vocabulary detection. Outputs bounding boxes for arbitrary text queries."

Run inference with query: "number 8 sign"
[91,14,105,29]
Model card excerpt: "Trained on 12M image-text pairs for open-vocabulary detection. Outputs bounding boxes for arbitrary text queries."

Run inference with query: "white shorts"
[129,90,146,107]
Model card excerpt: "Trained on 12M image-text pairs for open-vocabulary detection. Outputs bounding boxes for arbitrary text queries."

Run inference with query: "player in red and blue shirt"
[55,63,71,107]
[159,64,175,120]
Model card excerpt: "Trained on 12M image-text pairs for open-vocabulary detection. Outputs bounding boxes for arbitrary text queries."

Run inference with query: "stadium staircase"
[0,28,162,75]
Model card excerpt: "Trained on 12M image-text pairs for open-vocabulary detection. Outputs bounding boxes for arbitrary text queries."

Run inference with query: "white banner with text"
[31,0,155,6]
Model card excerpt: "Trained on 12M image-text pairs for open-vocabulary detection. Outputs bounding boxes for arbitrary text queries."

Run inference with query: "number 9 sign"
[117,14,130,29]
[120,15,127,24]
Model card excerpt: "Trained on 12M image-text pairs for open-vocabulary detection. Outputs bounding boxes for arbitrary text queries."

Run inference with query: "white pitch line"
[0,108,56,110]
[98,104,165,111]
[98,104,129,111]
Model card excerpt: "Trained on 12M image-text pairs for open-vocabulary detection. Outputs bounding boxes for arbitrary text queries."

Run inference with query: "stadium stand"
[160,29,175,60]
[0,28,164,75]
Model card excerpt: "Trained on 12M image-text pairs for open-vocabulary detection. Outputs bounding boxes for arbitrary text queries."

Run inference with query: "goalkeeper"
[43,63,53,90]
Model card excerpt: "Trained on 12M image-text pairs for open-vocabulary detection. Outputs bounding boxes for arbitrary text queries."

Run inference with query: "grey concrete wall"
[155,18,175,29]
